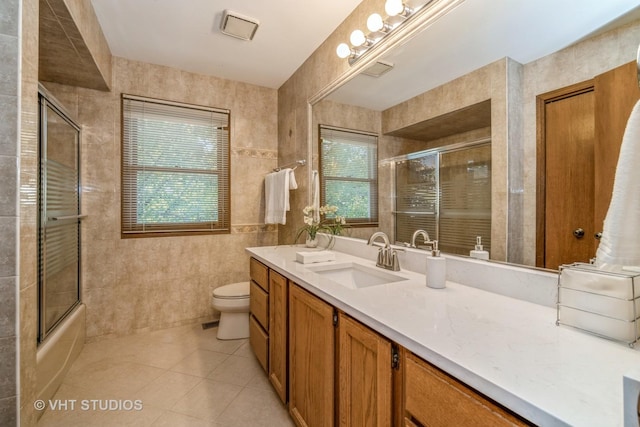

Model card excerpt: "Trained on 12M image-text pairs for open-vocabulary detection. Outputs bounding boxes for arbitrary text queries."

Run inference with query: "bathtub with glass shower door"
[35,84,86,416]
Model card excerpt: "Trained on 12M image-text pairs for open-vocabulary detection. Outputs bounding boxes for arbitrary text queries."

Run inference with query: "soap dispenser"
[470,236,490,260]
[426,240,446,289]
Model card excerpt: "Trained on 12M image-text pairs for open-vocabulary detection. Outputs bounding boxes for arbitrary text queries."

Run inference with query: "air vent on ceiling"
[361,60,394,77]
[220,10,259,41]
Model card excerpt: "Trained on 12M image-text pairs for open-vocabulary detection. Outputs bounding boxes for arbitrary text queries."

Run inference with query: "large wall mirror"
[310,0,640,270]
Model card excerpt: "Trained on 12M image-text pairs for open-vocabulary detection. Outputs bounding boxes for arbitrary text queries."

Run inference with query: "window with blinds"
[319,125,378,226]
[121,94,230,237]
[395,142,491,255]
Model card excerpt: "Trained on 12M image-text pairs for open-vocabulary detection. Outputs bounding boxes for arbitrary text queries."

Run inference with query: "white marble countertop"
[246,244,640,427]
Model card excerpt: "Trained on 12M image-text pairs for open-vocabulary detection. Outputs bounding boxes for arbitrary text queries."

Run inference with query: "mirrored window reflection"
[395,142,491,255]
[319,125,378,226]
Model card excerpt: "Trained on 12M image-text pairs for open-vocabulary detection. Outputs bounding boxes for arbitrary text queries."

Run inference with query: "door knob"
[573,228,585,238]
[594,232,602,240]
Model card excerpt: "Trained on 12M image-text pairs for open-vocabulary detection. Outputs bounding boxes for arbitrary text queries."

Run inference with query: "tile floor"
[38,323,295,426]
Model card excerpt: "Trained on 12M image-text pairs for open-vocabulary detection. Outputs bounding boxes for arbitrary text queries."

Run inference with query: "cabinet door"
[269,270,288,404]
[289,284,335,427]
[338,313,392,427]
[404,352,528,427]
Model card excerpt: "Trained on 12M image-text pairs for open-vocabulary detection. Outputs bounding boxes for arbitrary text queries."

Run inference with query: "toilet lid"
[213,281,250,299]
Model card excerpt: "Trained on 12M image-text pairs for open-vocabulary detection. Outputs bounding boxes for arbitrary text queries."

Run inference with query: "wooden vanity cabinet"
[249,258,269,372]
[403,352,528,427]
[249,259,532,427]
[288,283,335,427]
[269,269,288,404]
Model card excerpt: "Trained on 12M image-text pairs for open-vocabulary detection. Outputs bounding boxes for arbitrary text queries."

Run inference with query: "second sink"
[306,262,408,289]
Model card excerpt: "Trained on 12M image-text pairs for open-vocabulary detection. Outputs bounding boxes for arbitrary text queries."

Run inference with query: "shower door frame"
[38,84,83,344]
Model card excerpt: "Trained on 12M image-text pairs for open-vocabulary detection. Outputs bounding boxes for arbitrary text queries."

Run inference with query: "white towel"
[312,170,320,223]
[265,168,294,225]
[288,169,298,191]
[595,99,640,270]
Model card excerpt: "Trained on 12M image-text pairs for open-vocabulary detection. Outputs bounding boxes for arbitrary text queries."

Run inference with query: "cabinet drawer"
[249,315,268,372]
[250,281,269,330]
[405,352,527,427]
[250,258,268,292]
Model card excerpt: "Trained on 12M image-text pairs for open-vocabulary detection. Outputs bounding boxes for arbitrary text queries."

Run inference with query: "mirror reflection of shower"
[393,139,491,256]
[38,85,83,343]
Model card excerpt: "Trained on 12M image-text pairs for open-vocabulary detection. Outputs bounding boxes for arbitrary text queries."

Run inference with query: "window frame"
[318,124,379,227]
[120,94,231,238]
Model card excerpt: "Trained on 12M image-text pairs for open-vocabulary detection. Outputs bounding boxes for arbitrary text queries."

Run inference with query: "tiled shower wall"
[0,0,20,425]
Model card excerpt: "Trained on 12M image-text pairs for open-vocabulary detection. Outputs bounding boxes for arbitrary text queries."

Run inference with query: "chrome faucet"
[367,231,390,248]
[367,231,401,271]
[410,230,430,248]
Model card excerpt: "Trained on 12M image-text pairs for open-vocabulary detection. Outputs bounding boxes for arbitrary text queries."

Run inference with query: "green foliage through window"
[319,125,378,225]
[122,95,230,236]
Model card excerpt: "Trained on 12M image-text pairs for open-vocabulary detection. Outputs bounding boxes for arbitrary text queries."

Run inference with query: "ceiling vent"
[361,60,394,77]
[220,10,259,41]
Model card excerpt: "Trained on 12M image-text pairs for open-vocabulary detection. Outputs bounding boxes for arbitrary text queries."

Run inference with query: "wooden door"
[289,284,335,427]
[541,85,596,270]
[337,313,392,427]
[594,61,640,231]
[269,270,288,403]
[537,61,640,270]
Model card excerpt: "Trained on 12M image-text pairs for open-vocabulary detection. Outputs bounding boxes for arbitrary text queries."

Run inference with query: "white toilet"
[211,281,251,340]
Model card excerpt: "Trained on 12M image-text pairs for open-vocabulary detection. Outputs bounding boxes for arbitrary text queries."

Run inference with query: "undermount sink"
[306,262,408,289]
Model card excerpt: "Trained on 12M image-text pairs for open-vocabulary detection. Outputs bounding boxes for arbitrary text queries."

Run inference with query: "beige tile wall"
[20,0,41,424]
[42,56,278,341]
[0,0,21,424]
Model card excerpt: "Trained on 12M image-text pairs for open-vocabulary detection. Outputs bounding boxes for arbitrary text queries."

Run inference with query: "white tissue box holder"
[296,251,336,264]
[557,262,640,347]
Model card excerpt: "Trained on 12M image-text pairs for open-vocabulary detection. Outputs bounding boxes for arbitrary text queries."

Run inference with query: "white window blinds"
[319,125,378,225]
[121,95,230,236]
[394,142,491,255]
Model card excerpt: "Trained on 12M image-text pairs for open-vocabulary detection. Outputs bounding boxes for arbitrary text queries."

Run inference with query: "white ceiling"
[91,0,640,98]
[90,0,363,89]
[327,0,640,110]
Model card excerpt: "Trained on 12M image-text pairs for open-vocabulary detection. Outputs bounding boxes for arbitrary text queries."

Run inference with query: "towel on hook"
[595,99,640,270]
[312,170,320,223]
[265,168,297,225]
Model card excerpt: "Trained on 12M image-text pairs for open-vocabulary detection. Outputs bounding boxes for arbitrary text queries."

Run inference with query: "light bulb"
[350,29,366,47]
[336,43,351,59]
[385,0,405,16]
[367,13,384,32]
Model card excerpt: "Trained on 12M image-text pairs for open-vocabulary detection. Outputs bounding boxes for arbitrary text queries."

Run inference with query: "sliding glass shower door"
[38,86,83,343]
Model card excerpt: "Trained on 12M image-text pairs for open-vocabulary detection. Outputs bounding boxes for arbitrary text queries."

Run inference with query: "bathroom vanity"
[247,237,640,426]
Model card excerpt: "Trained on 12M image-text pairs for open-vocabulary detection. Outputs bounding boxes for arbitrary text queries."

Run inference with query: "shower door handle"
[49,214,88,221]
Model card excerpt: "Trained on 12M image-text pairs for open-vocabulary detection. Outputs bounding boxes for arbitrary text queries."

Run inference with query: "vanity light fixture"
[337,0,444,64]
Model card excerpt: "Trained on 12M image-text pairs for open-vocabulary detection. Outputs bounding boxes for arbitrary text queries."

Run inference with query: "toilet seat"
[213,282,250,299]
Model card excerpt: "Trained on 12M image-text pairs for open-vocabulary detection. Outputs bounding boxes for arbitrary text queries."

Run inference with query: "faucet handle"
[376,247,386,267]
[390,251,401,271]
